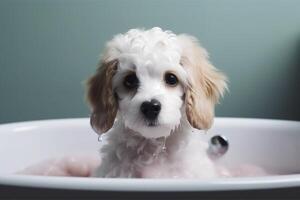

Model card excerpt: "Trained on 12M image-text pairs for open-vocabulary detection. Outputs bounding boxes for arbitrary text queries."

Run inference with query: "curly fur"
[87,27,228,178]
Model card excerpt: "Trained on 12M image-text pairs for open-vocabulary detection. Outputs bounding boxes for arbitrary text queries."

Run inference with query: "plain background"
[0,0,299,124]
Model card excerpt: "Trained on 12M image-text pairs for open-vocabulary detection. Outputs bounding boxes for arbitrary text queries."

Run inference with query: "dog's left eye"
[123,73,139,89]
[165,72,178,86]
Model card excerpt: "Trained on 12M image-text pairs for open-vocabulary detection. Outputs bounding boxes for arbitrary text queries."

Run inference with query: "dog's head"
[87,28,227,138]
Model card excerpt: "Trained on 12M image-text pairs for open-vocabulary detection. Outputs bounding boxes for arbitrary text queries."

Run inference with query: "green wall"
[0,0,300,124]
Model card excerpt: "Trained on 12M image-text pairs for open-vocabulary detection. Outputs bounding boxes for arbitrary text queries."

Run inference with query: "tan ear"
[86,60,118,134]
[178,35,228,130]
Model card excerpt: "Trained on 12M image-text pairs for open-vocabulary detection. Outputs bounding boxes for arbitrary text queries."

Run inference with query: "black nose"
[140,99,161,120]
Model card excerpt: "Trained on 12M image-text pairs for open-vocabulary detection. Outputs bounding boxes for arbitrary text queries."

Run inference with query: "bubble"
[207,135,229,159]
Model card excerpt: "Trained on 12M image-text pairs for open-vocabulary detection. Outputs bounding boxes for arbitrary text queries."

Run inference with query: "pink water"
[17,155,279,178]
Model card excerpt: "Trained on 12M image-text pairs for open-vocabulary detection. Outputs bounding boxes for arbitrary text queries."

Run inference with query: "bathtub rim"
[1,174,300,191]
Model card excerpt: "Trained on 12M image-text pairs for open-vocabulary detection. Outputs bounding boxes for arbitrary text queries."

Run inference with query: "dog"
[87,27,228,178]
[18,27,267,178]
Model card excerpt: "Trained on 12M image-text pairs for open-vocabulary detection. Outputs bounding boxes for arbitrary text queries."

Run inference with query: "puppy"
[87,27,228,178]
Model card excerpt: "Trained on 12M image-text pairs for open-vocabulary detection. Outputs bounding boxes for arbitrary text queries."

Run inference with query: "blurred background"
[0,0,299,124]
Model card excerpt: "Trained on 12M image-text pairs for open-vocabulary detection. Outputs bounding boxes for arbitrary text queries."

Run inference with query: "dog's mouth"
[126,117,173,138]
[146,120,159,127]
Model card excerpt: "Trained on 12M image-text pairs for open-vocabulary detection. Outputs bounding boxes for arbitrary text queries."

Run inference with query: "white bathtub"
[0,118,300,198]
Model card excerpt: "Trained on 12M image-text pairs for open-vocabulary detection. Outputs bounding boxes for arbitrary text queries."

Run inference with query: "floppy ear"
[178,35,228,130]
[86,60,118,134]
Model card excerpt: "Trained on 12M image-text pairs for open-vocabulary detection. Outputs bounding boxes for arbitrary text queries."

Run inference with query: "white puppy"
[87,27,228,178]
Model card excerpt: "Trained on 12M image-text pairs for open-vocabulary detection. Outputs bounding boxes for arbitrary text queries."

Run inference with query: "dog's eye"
[123,73,139,89]
[165,72,178,86]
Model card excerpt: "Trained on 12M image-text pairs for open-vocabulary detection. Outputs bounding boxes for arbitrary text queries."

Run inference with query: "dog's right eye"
[123,73,139,89]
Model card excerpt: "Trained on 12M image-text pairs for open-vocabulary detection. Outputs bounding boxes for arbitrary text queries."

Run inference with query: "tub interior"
[0,118,299,176]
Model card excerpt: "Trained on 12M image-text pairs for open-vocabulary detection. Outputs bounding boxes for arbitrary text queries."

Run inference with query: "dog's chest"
[108,138,168,177]
[99,134,218,178]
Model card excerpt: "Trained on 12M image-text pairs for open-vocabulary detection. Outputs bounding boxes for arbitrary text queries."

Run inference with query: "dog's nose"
[140,99,161,120]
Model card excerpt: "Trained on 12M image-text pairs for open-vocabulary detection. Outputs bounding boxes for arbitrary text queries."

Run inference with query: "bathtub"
[0,118,300,199]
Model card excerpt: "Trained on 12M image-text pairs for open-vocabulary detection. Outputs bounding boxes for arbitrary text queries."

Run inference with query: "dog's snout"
[140,99,161,120]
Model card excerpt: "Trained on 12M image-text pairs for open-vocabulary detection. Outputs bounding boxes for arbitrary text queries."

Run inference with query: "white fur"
[93,27,221,178]
[93,120,218,178]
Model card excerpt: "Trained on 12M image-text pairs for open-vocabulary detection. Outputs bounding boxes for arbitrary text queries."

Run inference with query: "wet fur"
[87,27,228,178]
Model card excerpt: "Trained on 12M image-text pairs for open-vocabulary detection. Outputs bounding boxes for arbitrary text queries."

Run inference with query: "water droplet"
[98,134,105,142]
[161,137,167,152]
